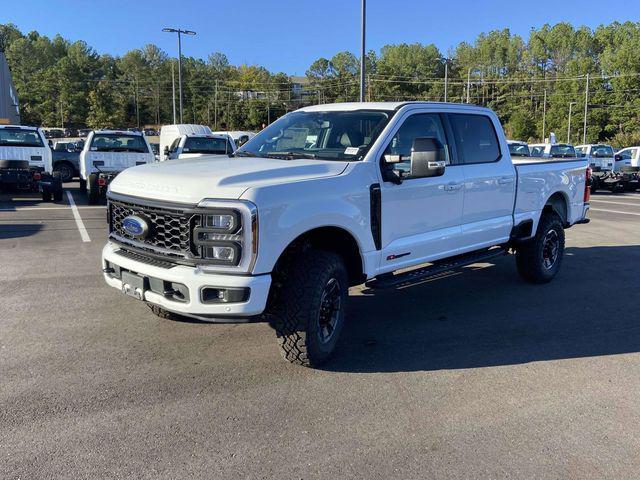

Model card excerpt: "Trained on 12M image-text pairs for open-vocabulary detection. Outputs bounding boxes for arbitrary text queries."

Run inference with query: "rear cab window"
[183,136,232,155]
[0,128,44,148]
[90,134,149,154]
[449,114,501,164]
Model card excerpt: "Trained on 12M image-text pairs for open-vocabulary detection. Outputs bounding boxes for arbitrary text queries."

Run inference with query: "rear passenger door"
[448,113,516,252]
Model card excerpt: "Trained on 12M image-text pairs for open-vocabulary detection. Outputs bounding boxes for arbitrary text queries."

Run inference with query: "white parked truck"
[79,130,154,204]
[102,102,590,367]
[575,143,637,193]
[0,125,63,201]
[159,124,235,161]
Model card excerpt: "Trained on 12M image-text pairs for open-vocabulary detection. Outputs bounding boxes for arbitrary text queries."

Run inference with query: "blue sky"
[7,0,640,75]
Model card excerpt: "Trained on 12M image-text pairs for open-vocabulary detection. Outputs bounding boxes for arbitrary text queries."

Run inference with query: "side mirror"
[614,154,622,161]
[410,137,446,178]
[163,146,170,154]
[48,140,53,148]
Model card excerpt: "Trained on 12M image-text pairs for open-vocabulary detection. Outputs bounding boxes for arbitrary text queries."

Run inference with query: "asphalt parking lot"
[1,183,640,479]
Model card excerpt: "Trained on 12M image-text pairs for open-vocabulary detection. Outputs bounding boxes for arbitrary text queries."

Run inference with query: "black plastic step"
[365,247,508,290]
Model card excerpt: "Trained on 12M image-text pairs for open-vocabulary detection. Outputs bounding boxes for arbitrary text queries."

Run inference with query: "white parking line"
[65,191,91,242]
[0,206,105,212]
[591,199,640,207]
[590,208,640,217]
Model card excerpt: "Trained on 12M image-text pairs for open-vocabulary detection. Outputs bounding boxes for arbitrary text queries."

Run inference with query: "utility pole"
[542,89,547,141]
[567,101,576,143]
[171,61,176,124]
[583,73,590,144]
[134,76,140,128]
[444,59,448,102]
[466,68,471,103]
[359,0,366,102]
[60,99,64,128]
[214,79,218,129]
[163,28,196,123]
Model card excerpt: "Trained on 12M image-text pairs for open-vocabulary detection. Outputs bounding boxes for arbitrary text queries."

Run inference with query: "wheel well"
[543,192,569,226]
[274,227,365,286]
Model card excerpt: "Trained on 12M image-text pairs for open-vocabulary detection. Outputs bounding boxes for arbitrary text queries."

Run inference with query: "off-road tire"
[516,212,565,284]
[87,173,100,205]
[268,249,348,367]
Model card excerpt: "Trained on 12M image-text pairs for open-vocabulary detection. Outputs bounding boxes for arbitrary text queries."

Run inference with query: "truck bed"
[512,157,588,231]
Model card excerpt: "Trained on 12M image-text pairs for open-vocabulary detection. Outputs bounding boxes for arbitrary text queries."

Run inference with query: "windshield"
[90,134,149,153]
[236,110,393,161]
[183,136,231,155]
[508,143,530,157]
[549,144,576,158]
[0,128,44,148]
[591,145,614,158]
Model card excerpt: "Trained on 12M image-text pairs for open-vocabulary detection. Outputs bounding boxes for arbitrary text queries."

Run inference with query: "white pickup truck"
[79,130,154,204]
[102,102,590,367]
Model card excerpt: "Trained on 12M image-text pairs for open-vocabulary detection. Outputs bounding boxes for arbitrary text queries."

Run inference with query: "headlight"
[202,213,238,232]
[195,199,258,272]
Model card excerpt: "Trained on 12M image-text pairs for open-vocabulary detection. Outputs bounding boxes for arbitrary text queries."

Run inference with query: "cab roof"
[298,101,493,113]
[92,129,144,136]
[0,124,39,130]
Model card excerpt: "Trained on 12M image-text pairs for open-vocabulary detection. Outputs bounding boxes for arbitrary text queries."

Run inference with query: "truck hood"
[108,156,349,203]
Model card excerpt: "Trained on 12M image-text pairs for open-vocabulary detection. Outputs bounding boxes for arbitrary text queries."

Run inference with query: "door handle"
[498,177,514,185]
[444,182,463,191]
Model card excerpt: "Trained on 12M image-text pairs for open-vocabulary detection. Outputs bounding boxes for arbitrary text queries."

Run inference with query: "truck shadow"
[324,245,640,373]
[0,223,43,239]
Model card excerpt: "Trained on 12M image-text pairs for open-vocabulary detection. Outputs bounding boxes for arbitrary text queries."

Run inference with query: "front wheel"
[516,213,565,284]
[268,249,348,367]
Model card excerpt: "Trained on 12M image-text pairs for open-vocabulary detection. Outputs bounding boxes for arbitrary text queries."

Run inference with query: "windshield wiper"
[266,151,317,160]
[232,150,259,157]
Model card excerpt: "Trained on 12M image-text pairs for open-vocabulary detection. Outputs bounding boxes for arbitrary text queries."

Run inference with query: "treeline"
[3,21,640,145]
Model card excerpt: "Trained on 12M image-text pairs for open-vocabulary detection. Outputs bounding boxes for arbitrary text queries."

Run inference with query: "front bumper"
[102,242,271,321]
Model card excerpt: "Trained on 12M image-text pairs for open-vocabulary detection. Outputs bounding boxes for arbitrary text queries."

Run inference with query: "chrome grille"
[109,199,195,256]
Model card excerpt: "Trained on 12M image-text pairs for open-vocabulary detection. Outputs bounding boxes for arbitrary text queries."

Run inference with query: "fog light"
[204,245,236,262]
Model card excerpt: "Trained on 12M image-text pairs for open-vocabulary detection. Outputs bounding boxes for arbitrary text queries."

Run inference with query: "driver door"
[377,112,465,274]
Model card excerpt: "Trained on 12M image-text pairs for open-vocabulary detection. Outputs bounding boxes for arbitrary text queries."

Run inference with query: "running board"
[365,247,508,290]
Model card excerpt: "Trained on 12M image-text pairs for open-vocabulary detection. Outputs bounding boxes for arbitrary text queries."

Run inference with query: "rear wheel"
[79,178,87,193]
[87,173,100,205]
[516,213,565,284]
[41,188,52,202]
[53,162,74,182]
[268,249,348,367]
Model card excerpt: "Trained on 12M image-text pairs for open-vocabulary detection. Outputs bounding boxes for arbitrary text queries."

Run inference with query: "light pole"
[162,27,196,123]
[442,58,449,102]
[359,0,366,102]
[567,101,577,144]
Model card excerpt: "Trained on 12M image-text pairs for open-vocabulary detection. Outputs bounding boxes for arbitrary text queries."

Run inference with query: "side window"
[169,138,181,153]
[619,149,632,160]
[383,113,450,174]
[449,114,501,164]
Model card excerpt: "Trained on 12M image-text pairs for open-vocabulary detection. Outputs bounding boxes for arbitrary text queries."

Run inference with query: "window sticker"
[344,147,360,155]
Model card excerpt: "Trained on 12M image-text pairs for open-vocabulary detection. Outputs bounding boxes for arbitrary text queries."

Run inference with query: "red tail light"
[33,172,42,181]
[584,167,591,203]
[98,178,106,187]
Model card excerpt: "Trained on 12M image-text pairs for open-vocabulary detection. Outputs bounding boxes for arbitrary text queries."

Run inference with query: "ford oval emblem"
[122,215,149,239]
